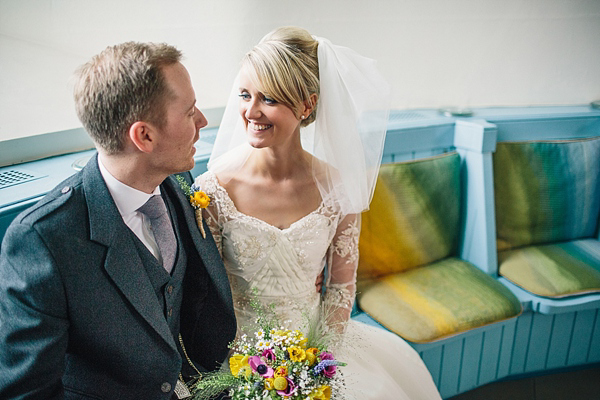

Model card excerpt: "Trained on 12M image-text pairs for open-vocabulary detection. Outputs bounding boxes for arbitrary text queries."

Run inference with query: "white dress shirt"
[98,155,162,261]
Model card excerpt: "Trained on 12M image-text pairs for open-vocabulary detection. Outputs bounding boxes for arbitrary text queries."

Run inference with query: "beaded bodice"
[195,171,359,332]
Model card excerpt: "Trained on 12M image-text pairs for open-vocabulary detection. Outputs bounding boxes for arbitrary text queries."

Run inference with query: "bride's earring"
[301,115,306,120]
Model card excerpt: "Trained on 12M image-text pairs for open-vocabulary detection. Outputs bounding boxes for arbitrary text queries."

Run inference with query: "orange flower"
[274,365,288,378]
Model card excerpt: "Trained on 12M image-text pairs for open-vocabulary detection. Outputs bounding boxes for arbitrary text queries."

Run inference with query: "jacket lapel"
[82,154,177,351]
[163,175,234,309]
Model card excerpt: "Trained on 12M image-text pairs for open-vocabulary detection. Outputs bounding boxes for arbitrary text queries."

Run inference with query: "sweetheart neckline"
[207,172,326,232]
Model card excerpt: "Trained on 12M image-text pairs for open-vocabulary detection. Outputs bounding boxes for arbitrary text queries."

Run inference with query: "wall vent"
[0,169,46,190]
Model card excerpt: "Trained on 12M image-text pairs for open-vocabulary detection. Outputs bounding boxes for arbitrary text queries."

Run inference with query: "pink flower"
[248,355,274,378]
[262,348,276,362]
[323,364,337,378]
[276,377,297,397]
[319,351,334,361]
[318,352,337,378]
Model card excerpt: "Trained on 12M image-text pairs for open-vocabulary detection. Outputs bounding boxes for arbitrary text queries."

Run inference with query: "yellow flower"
[308,385,331,400]
[305,347,319,366]
[264,378,275,390]
[288,346,306,362]
[229,354,249,376]
[239,366,252,380]
[190,191,210,208]
[274,365,288,378]
[273,376,288,391]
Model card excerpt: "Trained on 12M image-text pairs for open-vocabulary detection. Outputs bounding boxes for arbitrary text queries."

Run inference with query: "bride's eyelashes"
[263,96,277,105]
[238,90,278,105]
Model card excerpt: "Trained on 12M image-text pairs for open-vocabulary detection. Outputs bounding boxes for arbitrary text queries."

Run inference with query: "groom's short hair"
[73,42,182,154]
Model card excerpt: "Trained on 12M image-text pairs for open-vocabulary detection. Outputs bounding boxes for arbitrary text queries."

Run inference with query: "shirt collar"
[98,154,161,217]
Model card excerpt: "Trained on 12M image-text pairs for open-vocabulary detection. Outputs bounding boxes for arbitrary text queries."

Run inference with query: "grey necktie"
[137,195,177,273]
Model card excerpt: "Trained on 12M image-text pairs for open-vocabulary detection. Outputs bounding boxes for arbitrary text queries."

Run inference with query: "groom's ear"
[128,121,156,153]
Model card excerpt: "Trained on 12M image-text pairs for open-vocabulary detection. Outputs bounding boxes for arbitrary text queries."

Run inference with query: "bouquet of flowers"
[189,298,346,400]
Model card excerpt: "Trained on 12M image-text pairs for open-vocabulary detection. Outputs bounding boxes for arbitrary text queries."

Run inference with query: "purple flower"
[262,348,276,362]
[248,356,274,378]
[319,351,334,361]
[276,377,297,397]
[313,358,347,378]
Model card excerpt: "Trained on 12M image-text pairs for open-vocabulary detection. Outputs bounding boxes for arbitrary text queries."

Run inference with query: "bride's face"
[238,70,301,149]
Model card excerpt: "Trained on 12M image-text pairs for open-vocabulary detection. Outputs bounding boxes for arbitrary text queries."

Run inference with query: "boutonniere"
[176,175,210,239]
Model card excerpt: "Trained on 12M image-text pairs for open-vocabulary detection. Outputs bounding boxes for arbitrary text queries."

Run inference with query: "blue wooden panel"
[458,150,498,275]
[190,158,209,178]
[439,340,463,397]
[383,124,455,157]
[493,117,600,142]
[525,313,553,372]
[420,345,443,388]
[479,329,502,385]
[497,319,517,378]
[510,312,533,374]
[546,313,575,369]
[0,197,43,248]
[458,334,483,393]
[567,309,597,366]
[380,154,393,164]
[588,309,600,363]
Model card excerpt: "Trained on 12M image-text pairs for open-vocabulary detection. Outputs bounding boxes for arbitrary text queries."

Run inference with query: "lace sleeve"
[323,213,360,332]
[194,173,223,257]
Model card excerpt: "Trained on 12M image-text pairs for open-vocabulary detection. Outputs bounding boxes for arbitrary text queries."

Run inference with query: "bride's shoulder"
[308,155,343,191]
[193,170,221,194]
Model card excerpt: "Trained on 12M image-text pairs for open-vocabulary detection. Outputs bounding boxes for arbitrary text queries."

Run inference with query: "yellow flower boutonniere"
[176,175,210,239]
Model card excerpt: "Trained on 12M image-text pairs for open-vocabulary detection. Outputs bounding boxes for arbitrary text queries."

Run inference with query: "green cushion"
[358,152,461,281]
[499,238,600,297]
[493,137,600,251]
[357,258,522,343]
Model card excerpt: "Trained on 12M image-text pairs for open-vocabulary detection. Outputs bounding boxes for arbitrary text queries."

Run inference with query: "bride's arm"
[323,213,360,333]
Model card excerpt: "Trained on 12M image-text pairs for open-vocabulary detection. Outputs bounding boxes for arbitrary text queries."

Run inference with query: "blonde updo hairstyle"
[242,26,319,127]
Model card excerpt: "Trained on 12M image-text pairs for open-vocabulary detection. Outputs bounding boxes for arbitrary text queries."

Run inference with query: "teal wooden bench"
[353,106,600,398]
[484,108,600,378]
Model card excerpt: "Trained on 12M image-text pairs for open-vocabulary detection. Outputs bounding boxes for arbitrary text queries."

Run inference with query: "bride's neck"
[248,146,311,181]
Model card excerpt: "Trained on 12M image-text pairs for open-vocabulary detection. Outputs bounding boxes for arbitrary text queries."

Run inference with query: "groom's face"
[151,62,207,175]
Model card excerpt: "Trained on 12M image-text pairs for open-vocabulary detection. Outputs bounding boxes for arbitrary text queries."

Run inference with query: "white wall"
[1,0,599,141]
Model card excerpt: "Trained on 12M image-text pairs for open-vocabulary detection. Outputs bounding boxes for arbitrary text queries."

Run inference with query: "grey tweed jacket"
[0,154,236,400]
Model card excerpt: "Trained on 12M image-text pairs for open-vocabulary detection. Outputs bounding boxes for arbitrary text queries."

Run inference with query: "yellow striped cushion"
[499,239,600,297]
[357,258,522,343]
[358,153,460,280]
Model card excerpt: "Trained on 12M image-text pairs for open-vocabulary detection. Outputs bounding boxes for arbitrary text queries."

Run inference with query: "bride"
[195,26,441,399]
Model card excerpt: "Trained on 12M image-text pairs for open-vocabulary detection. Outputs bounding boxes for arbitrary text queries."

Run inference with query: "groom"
[0,42,236,399]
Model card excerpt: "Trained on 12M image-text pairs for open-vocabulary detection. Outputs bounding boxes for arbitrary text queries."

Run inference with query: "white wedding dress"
[196,171,441,400]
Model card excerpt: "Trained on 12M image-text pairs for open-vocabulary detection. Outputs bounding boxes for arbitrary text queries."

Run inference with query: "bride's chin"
[246,135,270,149]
